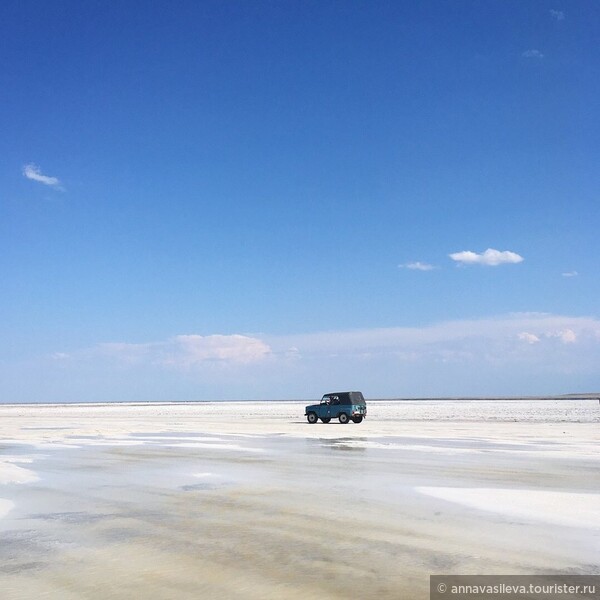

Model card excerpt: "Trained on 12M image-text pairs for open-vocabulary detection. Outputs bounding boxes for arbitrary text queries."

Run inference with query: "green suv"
[305,391,367,424]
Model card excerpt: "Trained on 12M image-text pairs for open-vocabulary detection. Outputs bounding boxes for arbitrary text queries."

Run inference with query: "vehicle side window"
[331,396,340,405]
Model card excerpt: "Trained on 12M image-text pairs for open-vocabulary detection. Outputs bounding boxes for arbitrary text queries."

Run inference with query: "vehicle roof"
[322,391,365,404]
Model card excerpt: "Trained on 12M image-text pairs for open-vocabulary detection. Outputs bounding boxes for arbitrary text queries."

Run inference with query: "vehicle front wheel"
[320,417,331,423]
[338,413,349,424]
[307,412,318,424]
[352,416,363,423]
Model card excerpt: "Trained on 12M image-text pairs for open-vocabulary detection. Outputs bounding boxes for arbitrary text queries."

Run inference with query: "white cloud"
[562,271,578,277]
[271,313,600,361]
[95,334,271,369]
[22,163,62,188]
[550,9,565,21]
[166,334,271,367]
[76,315,598,372]
[522,49,544,59]
[517,328,578,346]
[46,314,600,399]
[449,248,524,266]
[518,332,540,344]
[548,329,577,344]
[400,261,436,271]
[285,346,301,359]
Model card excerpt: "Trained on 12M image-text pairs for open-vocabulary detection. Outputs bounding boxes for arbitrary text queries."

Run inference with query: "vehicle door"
[329,395,341,417]
[319,396,331,419]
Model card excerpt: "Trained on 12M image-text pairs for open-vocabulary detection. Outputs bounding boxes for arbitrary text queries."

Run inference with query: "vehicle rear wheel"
[338,413,349,424]
[320,417,331,423]
[307,412,318,424]
[352,416,363,423]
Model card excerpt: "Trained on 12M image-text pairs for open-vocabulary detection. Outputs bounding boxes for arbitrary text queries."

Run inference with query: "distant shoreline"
[1,394,599,407]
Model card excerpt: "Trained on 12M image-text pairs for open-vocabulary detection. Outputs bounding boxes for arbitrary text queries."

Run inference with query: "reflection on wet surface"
[180,482,222,491]
[315,437,369,451]
[0,423,598,599]
[27,512,120,524]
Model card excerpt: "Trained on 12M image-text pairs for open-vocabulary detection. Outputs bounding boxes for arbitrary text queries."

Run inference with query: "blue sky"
[1,1,599,401]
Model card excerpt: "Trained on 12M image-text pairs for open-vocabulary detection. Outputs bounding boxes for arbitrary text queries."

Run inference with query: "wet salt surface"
[417,487,600,529]
[0,400,599,599]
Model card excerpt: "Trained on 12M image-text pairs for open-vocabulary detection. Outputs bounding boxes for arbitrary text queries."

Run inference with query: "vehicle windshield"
[321,395,341,404]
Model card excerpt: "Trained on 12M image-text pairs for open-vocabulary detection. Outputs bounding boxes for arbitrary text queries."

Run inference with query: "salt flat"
[0,399,598,599]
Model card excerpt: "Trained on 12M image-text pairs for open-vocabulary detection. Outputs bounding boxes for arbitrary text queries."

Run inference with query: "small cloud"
[522,49,544,59]
[285,346,301,359]
[449,248,524,267]
[548,329,577,344]
[550,9,565,21]
[23,163,62,188]
[518,332,540,344]
[400,261,436,271]
[562,271,578,277]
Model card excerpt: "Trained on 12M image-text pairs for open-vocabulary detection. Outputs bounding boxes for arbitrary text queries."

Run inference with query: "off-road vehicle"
[305,391,367,424]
